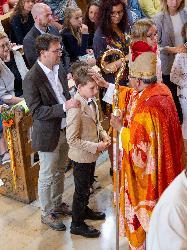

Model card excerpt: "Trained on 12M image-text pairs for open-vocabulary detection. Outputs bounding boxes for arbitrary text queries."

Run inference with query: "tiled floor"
[0,153,129,250]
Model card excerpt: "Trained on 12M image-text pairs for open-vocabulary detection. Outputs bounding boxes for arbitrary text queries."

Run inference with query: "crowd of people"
[0,0,187,249]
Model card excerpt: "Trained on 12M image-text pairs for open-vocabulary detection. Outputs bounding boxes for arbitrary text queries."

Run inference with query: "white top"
[0,59,15,101]
[37,60,67,129]
[170,13,184,46]
[146,170,187,250]
[170,53,187,95]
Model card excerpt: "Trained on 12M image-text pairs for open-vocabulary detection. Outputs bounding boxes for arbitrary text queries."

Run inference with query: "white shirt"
[170,13,184,46]
[147,170,187,250]
[37,60,67,129]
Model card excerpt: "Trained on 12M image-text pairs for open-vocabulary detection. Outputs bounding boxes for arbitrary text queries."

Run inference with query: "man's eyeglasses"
[111,10,124,17]
[49,46,63,54]
[0,42,11,49]
[50,48,63,54]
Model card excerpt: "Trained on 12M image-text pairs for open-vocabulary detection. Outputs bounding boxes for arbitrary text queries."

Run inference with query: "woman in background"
[84,1,100,49]
[10,0,34,44]
[93,0,131,86]
[153,0,187,123]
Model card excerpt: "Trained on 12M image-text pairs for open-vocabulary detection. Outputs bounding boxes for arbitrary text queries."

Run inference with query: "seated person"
[10,0,35,44]
[43,0,77,24]
[23,3,70,71]
[61,6,95,65]
[0,32,23,104]
[83,1,100,49]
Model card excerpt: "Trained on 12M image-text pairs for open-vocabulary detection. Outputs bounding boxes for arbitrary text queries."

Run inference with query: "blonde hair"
[0,32,8,40]
[63,7,82,45]
[130,19,155,43]
[160,0,185,13]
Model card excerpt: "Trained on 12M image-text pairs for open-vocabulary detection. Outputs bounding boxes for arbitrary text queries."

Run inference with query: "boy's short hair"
[71,61,88,78]
[72,64,95,87]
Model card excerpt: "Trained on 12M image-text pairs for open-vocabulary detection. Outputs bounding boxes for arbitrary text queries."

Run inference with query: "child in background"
[66,64,110,238]
[61,6,95,65]
[170,22,187,151]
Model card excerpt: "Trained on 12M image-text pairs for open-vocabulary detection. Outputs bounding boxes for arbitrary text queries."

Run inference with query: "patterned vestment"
[114,83,185,249]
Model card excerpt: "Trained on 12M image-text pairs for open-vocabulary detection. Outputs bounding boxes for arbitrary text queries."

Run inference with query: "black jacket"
[23,62,71,152]
[23,25,70,72]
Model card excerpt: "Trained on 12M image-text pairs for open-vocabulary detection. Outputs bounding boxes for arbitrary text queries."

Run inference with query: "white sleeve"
[102,83,115,104]
[170,54,187,87]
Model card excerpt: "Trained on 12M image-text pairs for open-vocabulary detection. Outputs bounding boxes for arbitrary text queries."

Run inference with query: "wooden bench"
[0,106,39,203]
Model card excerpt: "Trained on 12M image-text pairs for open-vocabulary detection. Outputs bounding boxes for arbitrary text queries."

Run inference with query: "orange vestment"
[115,83,184,249]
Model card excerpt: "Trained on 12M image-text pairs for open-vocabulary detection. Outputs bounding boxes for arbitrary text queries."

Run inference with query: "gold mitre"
[129,41,157,79]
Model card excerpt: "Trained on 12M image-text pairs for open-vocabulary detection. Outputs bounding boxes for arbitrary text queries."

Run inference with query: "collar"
[37,59,59,76]
[35,24,48,34]
[78,92,93,105]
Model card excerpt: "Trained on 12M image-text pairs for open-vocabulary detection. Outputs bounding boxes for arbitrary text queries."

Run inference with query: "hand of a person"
[81,24,88,34]
[87,57,96,66]
[65,98,80,110]
[163,45,187,54]
[103,135,111,145]
[67,73,73,80]
[97,141,109,152]
[86,49,93,55]
[110,114,123,132]
[90,71,109,88]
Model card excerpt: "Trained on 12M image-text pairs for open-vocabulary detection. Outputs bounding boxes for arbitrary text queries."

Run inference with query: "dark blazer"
[23,62,71,152]
[23,25,70,72]
[10,12,34,45]
[60,28,88,62]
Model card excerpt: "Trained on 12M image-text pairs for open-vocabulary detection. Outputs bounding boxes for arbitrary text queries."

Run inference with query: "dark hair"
[36,34,62,56]
[181,22,187,43]
[11,0,35,23]
[73,65,94,87]
[84,1,100,35]
[98,0,129,37]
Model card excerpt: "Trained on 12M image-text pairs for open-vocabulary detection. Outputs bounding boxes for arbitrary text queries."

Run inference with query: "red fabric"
[0,0,8,15]
[131,41,157,61]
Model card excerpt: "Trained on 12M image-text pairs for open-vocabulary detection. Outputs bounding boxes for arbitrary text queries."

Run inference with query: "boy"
[66,65,110,238]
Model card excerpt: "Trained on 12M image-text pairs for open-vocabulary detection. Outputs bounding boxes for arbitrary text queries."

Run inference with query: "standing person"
[60,6,91,63]
[23,3,70,71]
[83,1,100,48]
[153,0,187,123]
[92,41,184,249]
[66,64,110,238]
[170,22,187,151]
[147,168,187,250]
[10,0,35,45]
[23,33,80,231]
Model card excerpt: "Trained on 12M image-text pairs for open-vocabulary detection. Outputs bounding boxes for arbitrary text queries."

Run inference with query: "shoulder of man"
[24,26,40,43]
[48,25,60,36]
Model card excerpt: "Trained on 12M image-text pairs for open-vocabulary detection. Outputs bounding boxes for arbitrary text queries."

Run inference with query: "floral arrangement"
[1,111,14,128]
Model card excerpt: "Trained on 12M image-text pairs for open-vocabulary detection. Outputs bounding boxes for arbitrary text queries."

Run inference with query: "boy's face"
[78,80,98,99]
